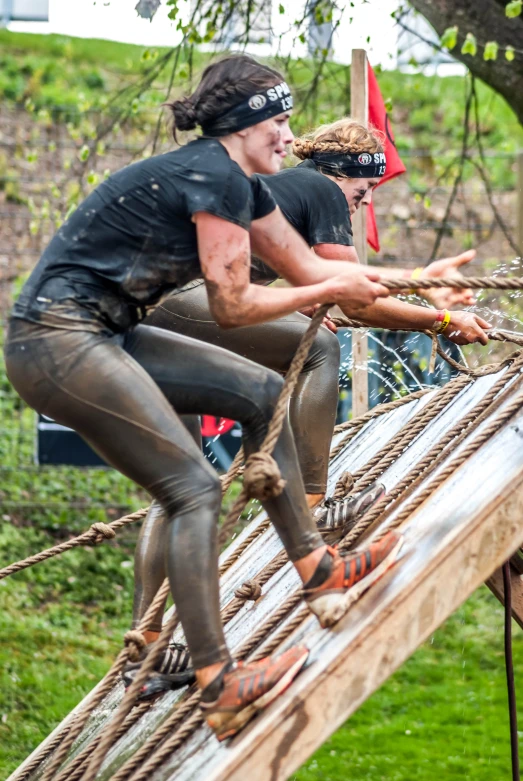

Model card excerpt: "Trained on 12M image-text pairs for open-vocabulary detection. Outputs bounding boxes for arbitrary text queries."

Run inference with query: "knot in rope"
[234,578,262,601]
[333,471,355,500]
[124,630,147,662]
[243,452,287,501]
[90,522,116,543]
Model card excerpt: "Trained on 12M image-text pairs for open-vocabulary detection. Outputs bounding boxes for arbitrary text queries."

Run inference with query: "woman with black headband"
[5,56,408,740]
[127,118,490,699]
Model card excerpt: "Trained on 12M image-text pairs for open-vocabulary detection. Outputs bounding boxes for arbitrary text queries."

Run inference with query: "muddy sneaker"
[200,646,309,741]
[304,530,403,628]
[122,641,195,699]
[313,482,386,535]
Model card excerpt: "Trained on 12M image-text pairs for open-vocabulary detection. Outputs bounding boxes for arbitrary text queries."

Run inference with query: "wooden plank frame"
[350,48,369,417]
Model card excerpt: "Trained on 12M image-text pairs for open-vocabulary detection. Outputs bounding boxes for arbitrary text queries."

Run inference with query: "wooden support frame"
[350,48,369,417]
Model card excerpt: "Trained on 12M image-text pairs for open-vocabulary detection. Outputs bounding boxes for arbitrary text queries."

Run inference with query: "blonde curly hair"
[293,118,385,162]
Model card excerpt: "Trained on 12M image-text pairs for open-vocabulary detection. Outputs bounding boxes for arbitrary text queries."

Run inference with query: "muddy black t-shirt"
[251,159,354,282]
[13,137,276,332]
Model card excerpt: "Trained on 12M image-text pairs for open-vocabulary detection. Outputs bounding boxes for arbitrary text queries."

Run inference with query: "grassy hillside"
[1,28,522,187]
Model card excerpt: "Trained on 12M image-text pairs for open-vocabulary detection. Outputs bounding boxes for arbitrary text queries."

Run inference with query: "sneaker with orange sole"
[304,530,403,628]
[200,646,309,741]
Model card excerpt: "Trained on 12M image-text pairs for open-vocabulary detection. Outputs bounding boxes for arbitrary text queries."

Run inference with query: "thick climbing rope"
[37,579,171,781]
[0,512,149,582]
[344,352,519,498]
[382,276,523,291]
[0,444,245,587]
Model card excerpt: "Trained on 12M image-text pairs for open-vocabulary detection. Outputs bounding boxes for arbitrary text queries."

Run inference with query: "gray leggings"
[5,317,323,668]
[131,283,340,634]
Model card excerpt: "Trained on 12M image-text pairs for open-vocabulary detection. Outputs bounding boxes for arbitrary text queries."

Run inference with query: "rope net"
[7,278,523,781]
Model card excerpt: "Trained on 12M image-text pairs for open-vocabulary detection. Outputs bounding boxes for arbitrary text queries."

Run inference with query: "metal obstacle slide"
[11,361,523,781]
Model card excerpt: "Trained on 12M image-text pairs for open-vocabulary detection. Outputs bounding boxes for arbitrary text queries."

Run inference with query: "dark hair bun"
[169,98,198,131]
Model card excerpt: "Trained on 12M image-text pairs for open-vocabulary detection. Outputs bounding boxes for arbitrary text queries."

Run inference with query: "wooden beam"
[350,48,369,417]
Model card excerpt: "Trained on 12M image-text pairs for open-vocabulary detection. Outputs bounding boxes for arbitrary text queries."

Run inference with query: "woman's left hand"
[299,305,338,333]
[421,250,476,308]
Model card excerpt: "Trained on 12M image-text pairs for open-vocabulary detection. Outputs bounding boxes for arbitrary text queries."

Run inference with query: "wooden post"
[351,49,369,416]
[518,151,523,257]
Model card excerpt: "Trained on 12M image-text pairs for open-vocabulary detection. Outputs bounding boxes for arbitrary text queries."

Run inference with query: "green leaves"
[461,32,477,57]
[506,0,522,18]
[506,45,516,61]
[440,25,458,51]
[483,41,499,61]
[78,144,90,162]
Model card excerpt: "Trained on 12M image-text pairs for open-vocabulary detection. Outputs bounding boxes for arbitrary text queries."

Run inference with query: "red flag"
[366,62,406,252]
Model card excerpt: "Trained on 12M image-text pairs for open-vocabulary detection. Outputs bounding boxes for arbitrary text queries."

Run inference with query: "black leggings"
[145,281,341,493]
[5,318,323,668]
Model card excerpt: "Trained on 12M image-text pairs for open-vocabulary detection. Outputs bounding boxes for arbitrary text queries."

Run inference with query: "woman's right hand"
[444,311,492,345]
[326,267,390,311]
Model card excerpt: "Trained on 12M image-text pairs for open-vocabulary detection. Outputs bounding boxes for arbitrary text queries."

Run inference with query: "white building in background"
[1,0,49,24]
[3,0,463,74]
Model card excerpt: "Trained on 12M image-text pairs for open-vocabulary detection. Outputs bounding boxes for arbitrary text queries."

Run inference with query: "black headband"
[201,81,293,137]
[311,150,386,178]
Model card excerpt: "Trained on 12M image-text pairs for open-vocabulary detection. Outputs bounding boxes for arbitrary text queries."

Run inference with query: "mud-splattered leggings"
[131,282,341,634]
[5,317,324,668]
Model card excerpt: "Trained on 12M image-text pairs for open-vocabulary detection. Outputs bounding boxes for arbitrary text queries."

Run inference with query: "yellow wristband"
[433,309,451,334]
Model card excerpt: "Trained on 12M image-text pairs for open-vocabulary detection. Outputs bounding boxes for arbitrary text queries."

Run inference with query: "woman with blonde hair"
[128,115,490,698]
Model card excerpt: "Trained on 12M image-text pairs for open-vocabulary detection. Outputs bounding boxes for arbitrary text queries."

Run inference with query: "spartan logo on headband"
[311,149,387,178]
[249,94,268,110]
[201,80,294,137]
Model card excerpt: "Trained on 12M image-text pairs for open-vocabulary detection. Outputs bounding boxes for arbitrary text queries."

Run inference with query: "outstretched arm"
[311,245,490,345]
[195,212,388,329]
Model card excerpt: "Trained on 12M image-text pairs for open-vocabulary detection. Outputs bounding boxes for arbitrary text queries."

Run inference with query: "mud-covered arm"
[195,212,387,329]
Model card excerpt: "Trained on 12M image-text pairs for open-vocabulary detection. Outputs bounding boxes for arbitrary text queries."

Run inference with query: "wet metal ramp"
[13,363,523,781]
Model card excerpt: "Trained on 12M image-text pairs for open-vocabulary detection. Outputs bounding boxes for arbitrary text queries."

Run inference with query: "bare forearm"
[348,296,437,330]
[206,280,334,328]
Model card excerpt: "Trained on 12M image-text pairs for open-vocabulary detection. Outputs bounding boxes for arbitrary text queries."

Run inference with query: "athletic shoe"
[304,530,403,628]
[122,641,195,699]
[200,646,309,741]
[313,482,386,535]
